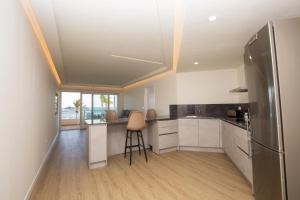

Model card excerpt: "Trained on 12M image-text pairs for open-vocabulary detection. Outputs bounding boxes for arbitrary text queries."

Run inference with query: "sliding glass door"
[61,92,81,128]
[81,93,92,123]
[93,94,109,120]
[79,93,118,127]
[109,94,118,112]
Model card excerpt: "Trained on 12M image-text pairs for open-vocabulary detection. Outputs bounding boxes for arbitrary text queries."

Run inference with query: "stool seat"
[124,111,148,165]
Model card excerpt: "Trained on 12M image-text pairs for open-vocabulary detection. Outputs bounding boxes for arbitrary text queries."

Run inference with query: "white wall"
[176,69,240,104]
[236,65,249,103]
[153,74,177,115]
[122,73,177,116]
[145,86,155,110]
[123,87,145,111]
[122,69,245,116]
[0,1,58,200]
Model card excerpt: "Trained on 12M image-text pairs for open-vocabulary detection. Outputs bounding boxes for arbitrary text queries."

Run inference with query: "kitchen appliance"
[226,109,237,118]
[244,18,300,200]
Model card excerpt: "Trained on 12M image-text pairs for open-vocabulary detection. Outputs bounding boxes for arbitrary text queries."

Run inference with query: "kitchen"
[84,19,299,200]
[2,1,300,200]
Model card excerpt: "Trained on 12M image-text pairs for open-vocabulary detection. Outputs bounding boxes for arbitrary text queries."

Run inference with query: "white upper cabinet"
[198,119,220,148]
[178,119,199,146]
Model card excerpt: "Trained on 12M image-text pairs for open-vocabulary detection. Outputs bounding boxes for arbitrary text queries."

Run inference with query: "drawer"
[235,130,249,154]
[236,146,253,184]
[158,126,178,135]
[157,120,178,128]
[159,133,178,149]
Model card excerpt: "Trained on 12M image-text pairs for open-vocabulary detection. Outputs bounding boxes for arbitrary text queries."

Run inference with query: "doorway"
[61,92,81,130]
[60,92,119,130]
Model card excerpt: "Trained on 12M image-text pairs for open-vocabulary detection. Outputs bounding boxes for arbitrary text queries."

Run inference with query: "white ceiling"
[178,0,300,71]
[31,0,300,86]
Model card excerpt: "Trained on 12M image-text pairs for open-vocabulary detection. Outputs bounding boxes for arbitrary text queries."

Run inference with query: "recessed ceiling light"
[208,15,217,22]
[194,62,199,65]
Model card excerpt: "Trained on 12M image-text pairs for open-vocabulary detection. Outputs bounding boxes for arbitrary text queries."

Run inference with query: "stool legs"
[124,130,128,158]
[136,131,141,155]
[130,131,132,165]
[139,131,148,162]
[124,130,148,165]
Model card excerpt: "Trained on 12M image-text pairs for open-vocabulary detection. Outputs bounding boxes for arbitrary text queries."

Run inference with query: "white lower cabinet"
[222,121,253,185]
[151,120,179,154]
[88,124,107,169]
[178,119,198,146]
[178,118,221,149]
[159,133,178,149]
[198,119,220,148]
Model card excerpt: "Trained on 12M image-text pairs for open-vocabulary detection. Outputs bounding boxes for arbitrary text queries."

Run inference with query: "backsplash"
[169,104,249,119]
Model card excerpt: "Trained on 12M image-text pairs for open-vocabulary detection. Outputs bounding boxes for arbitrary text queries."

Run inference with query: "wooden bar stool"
[105,110,118,122]
[124,111,148,165]
[146,109,157,120]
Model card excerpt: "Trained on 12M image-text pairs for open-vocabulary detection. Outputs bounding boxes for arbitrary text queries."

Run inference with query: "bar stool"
[105,110,118,122]
[146,109,157,120]
[124,111,148,165]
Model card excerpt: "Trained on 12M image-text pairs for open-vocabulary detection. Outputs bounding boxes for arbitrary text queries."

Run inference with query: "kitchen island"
[85,117,171,169]
[86,115,249,169]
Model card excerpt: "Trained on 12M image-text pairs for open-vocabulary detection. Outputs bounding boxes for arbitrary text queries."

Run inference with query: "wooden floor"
[60,125,81,131]
[30,130,254,200]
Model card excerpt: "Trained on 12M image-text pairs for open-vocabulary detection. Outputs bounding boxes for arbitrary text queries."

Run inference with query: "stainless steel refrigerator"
[244,18,300,200]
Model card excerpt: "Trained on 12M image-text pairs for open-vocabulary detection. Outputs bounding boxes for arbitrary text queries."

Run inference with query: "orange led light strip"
[21,0,62,86]
[172,0,185,72]
[20,0,184,91]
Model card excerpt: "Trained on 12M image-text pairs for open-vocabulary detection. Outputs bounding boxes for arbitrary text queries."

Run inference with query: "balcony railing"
[61,108,117,120]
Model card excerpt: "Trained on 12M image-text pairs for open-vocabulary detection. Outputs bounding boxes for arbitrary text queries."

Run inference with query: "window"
[61,92,81,120]
[82,93,92,121]
[93,93,118,119]
[109,94,118,111]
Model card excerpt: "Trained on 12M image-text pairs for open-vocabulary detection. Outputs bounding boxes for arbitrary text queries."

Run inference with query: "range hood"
[229,87,248,93]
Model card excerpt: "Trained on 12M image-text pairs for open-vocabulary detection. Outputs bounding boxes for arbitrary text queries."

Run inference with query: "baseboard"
[24,132,59,200]
[179,146,224,153]
[158,147,178,154]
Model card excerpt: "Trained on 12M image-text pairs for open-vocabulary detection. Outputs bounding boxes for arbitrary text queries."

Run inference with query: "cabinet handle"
[237,145,249,157]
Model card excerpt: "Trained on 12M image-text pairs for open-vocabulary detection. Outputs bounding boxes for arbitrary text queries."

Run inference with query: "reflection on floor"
[30,130,254,200]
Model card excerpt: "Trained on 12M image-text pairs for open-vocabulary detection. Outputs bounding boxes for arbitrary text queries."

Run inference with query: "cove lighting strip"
[21,0,185,91]
[111,54,163,65]
[21,0,62,86]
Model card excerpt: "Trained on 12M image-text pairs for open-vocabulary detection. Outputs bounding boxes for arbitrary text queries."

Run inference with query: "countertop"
[85,116,172,125]
[221,118,249,130]
[178,116,248,130]
[85,115,248,130]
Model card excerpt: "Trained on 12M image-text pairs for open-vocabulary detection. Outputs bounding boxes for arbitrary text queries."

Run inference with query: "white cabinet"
[159,134,178,149]
[222,121,253,185]
[88,124,107,169]
[222,122,236,161]
[198,119,220,148]
[178,119,198,146]
[152,120,178,154]
[178,119,221,149]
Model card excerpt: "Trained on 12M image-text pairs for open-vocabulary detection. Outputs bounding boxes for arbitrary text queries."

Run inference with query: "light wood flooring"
[60,125,81,131]
[30,130,254,200]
